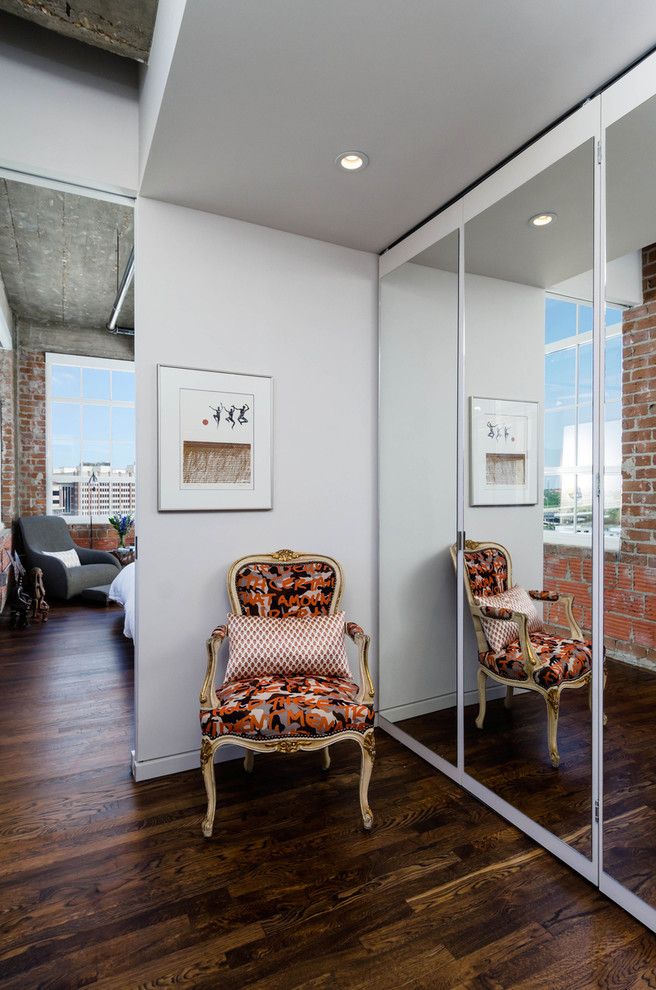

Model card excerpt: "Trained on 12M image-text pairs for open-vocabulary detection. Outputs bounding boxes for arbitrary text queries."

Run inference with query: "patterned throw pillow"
[225,611,351,682]
[474,586,543,654]
[42,548,81,569]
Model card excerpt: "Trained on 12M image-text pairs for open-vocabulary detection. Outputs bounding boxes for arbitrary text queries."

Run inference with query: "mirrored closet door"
[462,139,596,858]
[379,229,459,767]
[378,50,656,935]
[602,91,656,910]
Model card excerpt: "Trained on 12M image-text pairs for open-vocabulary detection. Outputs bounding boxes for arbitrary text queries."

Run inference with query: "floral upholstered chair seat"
[200,673,375,739]
[479,632,593,689]
[199,550,376,838]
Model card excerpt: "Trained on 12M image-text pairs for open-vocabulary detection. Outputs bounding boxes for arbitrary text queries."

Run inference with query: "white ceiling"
[141,0,656,254]
[410,92,656,290]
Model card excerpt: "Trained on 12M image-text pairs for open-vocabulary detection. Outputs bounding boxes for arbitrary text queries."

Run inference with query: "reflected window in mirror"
[543,296,625,548]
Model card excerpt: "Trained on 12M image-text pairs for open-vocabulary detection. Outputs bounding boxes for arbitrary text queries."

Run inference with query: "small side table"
[110,546,136,567]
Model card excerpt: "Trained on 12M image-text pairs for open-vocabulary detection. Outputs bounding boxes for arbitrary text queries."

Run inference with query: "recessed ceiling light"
[529,212,556,227]
[336,151,369,171]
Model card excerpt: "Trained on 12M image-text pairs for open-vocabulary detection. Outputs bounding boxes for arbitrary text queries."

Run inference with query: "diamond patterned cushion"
[474,586,543,652]
[200,674,373,739]
[225,611,351,681]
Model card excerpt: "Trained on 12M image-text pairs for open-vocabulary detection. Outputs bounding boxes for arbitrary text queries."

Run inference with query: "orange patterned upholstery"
[234,561,337,617]
[200,674,374,739]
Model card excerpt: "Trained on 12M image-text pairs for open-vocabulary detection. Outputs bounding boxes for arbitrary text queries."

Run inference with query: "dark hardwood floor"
[397,683,594,855]
[1,606,656,988]
[396,658,656,872]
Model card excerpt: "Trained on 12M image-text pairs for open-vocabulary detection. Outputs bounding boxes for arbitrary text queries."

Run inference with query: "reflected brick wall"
[544,244,656,666]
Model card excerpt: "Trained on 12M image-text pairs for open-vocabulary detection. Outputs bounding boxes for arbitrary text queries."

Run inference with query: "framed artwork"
[469,396,538,506]
[158,365,272,511]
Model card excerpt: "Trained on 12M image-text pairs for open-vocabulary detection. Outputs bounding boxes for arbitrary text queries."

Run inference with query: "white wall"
[551,250,642,306]
[379,261,458,719]
[0,15,138,194]
[464,273,545,682]
[134,198,378,778]
[139,0,187,182]
[0,272,13,349]
[378,265,545,722]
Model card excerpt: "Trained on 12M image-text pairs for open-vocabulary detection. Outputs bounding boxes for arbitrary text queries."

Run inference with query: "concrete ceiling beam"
[0,0,158,62]
[0,179,134,331]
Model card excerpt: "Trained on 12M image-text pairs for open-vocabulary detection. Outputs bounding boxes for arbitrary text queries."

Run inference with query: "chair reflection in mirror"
[452,539,599,768]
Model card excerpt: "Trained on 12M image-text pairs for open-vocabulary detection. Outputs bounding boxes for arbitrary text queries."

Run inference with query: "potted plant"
[108,513,134,550]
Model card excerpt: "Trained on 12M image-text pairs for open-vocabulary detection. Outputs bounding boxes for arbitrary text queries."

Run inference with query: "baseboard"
[131,743,243,782]
[380,684,507,724]
[607,651,656,674]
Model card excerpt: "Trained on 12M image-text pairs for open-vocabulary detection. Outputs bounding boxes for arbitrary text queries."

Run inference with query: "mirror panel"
[463,140,595,855]
[603,93,656,904]
[379,230,459,765]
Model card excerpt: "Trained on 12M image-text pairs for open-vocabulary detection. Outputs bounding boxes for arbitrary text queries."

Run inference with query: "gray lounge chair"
[18,515,121,600]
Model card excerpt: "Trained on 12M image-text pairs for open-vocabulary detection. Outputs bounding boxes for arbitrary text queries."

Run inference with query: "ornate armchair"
[199,549,375,837]
[451,539,594,767]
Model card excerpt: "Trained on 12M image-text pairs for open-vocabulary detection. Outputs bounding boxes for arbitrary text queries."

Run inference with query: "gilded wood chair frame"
[199,549,375,837]
[451,539,591,768]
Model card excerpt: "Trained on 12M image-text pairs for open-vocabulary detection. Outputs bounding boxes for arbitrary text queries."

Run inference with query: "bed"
[109,561,135,640]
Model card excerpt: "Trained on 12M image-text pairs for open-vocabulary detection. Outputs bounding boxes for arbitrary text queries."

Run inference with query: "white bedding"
[109,561,135,640]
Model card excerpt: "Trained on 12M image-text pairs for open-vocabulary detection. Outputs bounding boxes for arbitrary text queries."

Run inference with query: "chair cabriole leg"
[589,672,608,725]
[504,686,514,710]
[546,690,561,768]
[475,667,487,729]
[321,746,331,771]
[201,738,217,838]
[244,749,254,773]
[359,732,375,830]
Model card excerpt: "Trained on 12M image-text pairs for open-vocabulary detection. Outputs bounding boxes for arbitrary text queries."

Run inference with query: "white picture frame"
[470,396,538,506]
[158,365,273,511]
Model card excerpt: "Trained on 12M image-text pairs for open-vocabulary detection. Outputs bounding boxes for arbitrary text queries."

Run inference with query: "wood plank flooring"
[1,605,656,988]
[396,658,656,872]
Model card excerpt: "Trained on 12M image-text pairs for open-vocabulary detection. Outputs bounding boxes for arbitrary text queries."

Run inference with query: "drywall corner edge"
[139,0,189,185]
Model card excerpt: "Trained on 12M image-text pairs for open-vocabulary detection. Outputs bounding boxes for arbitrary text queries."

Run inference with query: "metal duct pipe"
[107,247,134,336]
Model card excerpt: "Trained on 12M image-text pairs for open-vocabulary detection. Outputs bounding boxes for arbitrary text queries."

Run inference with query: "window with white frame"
[543,295,623,546]
[46,354,135,523]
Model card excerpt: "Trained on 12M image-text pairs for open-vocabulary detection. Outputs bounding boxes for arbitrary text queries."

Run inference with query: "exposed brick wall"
[69,523,128,551]
[543,544,592,638]
[620,243,656,568]
[0,348,16,612]
[544,244,656,666]
[17,350,47,515]
[0,348,16,527]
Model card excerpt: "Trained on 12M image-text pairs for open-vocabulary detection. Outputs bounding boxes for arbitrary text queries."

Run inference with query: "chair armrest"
[29,552,71,599]
[200,625,228,709]
[528,589,560,602]
[472,605,539,673]
[346,621,375,705]
[528,590,583,641]
[76,547,121,569]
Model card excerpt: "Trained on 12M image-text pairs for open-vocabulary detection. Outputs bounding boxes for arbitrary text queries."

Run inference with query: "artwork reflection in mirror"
[603,93,656,905]
[463,139,595,857]
[379,230,458,765]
